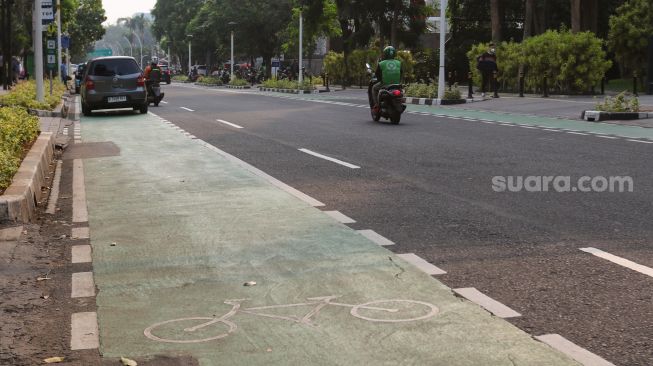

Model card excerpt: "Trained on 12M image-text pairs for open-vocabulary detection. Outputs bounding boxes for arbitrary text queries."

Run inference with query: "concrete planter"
[582,110,653,122]
[0,132,55,224]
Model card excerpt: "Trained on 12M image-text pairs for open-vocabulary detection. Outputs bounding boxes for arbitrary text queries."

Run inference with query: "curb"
[225,85,251,89]
[259,87,319,95]
[29,100,66,118]
[194,83,223,87]
[0,132,55,223]
[582,110,653,122]
[403,97,472,106]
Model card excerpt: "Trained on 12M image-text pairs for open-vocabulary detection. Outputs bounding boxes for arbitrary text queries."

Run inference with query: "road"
[149,83,653,365]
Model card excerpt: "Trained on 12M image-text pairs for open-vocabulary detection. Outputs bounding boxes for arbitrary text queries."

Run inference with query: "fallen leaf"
[44,356,64,363]
[120,356,138,366]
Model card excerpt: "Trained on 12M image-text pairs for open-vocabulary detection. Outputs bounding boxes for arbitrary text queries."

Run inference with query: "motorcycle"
[366,63,406,124]
[146,80,165,106]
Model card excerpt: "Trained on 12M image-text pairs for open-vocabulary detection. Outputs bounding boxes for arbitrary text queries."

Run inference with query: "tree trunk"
[390,0,400,46]
[570,0,582,33]
[490,0,502,42]
[523,0,535,39]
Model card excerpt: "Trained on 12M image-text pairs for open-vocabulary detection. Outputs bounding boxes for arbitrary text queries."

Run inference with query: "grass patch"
[261,78,315,91]
[0,107,40,190]
[172,75,188,82]
[228,77,248,87]
[196,76,223,85]
[0,80,65,111]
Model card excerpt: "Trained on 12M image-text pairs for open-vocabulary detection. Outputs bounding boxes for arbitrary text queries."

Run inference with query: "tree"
[152,0,204,72]
[571,0,598,33]
[607,0,652,77]
[67,0,106,60]
[282,0,341,63]
[490,0,502,42]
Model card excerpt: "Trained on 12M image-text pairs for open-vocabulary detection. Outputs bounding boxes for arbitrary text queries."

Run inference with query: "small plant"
[228,77,248,87]
[0,106,40,190]
[196,76,222,85]
[171,75,188,82]
[261,77,315,91]
[404,82,437,99]
[443,84,463,100]
[0,80,65,111]
[595,92,640,112]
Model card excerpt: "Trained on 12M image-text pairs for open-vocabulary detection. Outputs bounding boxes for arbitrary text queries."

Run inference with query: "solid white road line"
[160,100,168,104]
[298,148,361,169]
[71,227,90,240]
[580,247,653,278]
[323,210,356,224]
[626,139,653,144]
[180,107,194,112]
[567,132,588,136]
[72,245,92,264]
[536,334,615,366]
[45,160,63,214]
[453,288,521,318]
[597,135,618,139]
[217,119,244,129]
[397,253,447,275]
[71,272,95,298]
[357,229,395,246]
[71,312,99,350]
[72,159,88,223]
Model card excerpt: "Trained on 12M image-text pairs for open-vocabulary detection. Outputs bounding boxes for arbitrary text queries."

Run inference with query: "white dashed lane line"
[323,210,356,224]
[298,148,361,169]
[453,288,521,318]
[180,107,194,112]
[216,119,244,129]
[535,334,616,366]
[396,253,446,275]
[71,312,100,350]
[580,247,653,278]
[357,230,395,246]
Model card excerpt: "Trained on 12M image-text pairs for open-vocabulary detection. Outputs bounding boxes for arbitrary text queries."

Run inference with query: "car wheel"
[140,104,148,114]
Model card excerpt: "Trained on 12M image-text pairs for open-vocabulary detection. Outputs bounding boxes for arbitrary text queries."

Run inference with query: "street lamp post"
[34,0,45,102]
[133,32,143,68]
[437,0,447,104]
[187,34,192,75]
[56,0,62,81]
[298,9,303,88]
[123,36,133,57]
[228,22,237,81]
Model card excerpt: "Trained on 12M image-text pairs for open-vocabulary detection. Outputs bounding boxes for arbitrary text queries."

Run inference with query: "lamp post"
[187,34,192,75]
[34,0,44,102]
[122,36,133,57]
[228,22,237,81]
[133,32,143,68]
[56,0,62,81]
[298,9,303,88]
[437,0,447,104]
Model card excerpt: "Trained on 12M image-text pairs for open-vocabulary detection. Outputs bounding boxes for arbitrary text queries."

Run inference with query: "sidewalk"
[77,111,580,365]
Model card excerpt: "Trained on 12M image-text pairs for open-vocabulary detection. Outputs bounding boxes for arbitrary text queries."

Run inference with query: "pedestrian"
[476,43,498,98]
[60,60,68,85]
[11,57,20,85]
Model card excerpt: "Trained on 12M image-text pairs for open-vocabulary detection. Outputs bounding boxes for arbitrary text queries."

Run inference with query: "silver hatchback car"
[80,56,147,116]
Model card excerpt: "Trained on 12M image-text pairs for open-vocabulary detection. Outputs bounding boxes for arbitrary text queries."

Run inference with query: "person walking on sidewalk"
[476,43,498,98]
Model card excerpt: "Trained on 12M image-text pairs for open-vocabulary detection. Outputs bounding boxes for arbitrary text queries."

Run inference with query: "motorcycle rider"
[143,57,162,96]
[372,46,403,114]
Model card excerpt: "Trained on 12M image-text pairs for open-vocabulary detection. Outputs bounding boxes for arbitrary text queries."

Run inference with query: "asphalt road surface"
[151,84,653,366]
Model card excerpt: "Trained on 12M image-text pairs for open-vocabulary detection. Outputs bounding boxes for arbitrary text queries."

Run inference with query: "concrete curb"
[259,87,319,95]
[403,97,472,106]
[0,132,55,224]
[29,100,66,118]
[194,83,223,87]
[582,110,653,122]
[225,85,251,89]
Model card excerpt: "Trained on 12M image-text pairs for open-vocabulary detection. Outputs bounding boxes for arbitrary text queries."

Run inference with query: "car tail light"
[137,75,145,87]
[85,78,94,90]
[392,89,402,97]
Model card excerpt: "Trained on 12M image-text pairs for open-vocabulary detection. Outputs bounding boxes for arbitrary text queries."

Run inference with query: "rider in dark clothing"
[476,45,498,97]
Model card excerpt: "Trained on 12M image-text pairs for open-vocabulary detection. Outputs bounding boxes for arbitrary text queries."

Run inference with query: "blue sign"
[62,36,70,49]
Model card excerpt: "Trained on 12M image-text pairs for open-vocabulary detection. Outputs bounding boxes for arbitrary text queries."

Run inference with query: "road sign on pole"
[46,37,57,72]
[41,0,54,25]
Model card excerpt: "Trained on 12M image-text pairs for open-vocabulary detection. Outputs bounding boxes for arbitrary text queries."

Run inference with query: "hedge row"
[467,29,612,94]
[196,76,223,85]
[0,80,65,111]
[323,49,416,86]
[0,106,40,190]
[261,78,316,91]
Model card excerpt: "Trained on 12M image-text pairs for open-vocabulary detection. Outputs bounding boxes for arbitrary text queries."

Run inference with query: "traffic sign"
[42,0,54,25]
[87,49,113,59]
[46,37,57,71]
[62,36,70,49]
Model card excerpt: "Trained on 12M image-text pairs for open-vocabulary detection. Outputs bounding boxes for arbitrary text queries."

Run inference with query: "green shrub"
[0,80,65,111]
[444,84,463,100]
[324,49,416,86]
[196,76,222,85]
[0,107,40,190]
[324,51,346,84]
[467,29,612,94]
[405,83,437,99]
[228,77,248,87]
[595,92,640,112]
[261,77,314,91]
[172,75,188,82]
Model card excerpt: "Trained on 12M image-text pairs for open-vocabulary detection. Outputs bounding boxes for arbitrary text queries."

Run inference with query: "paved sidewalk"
[78,111,579,365]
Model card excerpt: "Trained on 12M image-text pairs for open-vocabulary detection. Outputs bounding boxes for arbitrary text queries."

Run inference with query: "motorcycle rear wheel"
[371,109,381,122]
[390,112,401,124]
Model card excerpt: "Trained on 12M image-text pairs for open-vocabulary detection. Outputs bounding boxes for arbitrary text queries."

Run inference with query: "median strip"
[580,247,653,278]
[298,148,361,169]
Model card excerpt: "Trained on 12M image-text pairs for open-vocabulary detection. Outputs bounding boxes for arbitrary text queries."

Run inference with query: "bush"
[444,84,463,100]
[467,29,612,94]
[0,80,65,111]
[196,76,222,85]
[405,83,438,99]
[172,75,188,82]
[228,77,248,87]
[261,77,314,91]
[595,92,640,112]
[0,107,40,190]
[324,49,417,86]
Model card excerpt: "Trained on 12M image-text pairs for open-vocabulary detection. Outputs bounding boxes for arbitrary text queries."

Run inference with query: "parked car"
[74,62,87,94]
[192,65,208,76]
[80,56,148,116]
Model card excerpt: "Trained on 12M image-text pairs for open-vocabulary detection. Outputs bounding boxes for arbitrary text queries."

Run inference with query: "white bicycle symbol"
[144,296,439,344]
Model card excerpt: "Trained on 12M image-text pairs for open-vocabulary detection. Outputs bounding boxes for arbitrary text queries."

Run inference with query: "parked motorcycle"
[366,63,406,124]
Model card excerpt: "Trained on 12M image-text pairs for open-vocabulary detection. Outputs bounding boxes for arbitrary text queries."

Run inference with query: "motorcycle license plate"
[107,96,127,103]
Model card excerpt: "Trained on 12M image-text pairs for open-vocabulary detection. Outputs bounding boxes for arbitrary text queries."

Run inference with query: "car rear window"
[90,59,140,77]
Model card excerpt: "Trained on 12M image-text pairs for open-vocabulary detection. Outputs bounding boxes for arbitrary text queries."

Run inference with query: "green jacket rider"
[372,46,403,111]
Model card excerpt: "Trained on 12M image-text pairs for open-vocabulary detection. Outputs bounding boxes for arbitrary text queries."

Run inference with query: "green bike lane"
[80,111,579,365]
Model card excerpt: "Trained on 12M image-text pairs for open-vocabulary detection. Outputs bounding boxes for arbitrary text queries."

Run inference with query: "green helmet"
[383,46,396,60]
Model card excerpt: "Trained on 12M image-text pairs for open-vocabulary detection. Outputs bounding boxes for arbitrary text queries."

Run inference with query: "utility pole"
[187,35,192,74]
[298,9,303,87]
[437,0,447,104]
[56,0,61,81]
[34,0,45,102]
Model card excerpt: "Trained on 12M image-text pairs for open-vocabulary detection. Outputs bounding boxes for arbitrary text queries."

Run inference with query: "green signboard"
[46,37,57,71]
[87,48,113,59]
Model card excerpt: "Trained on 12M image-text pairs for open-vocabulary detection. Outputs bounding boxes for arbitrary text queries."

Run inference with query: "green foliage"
[595,92,640,112]
[413,48,439,83]
[324,49,416,85]
[68,0,107,60]
[467,30,612,94]
[0,107,40,190]
[228,78,248,87]
[608,0,653,78]
[444,84,463,100]
[404,83,438,99]
[172,75,189,82]
[323,51,346,84]
[396,51,416,83]
[196,76,223,85]
[262,78,315,91]
[0,81,66,111]
[283,0,341,56]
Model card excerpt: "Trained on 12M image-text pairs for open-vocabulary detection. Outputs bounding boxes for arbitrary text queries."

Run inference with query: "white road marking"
[217,119,244,129]
[72,159,88,223]
[596,135,617,139]
[453,288,521,318]
[71,227,90,240]
[567,132,588,136]
[536,334,615,366]
[71,312,99,350]
[160,100,168,104]
[543,129,563,132]
[45,160,63,214]
[519,126,538,129]
[180,107,194,112]
[580,247,653,278]
[72,245,92,264]
[299,148,361,169]
[323,210,356,224]
[357,229,395,246]
[626,139,653,144]
[480,121,496,125]
[71,272,95,298]
[397,253,446,275]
